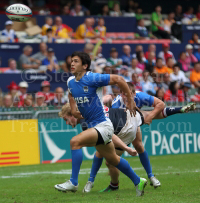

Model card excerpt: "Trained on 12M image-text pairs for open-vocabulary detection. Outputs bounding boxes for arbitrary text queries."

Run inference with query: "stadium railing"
[0,104,199,120]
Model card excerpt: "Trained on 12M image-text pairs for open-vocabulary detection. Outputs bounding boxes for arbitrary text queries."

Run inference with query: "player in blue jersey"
[54,52,147,196]
[85,82,196,192]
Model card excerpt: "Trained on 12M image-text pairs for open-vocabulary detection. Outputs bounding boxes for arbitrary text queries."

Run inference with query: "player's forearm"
[149,101,165,119]
[110,75,132,101]
[112,134,128,151]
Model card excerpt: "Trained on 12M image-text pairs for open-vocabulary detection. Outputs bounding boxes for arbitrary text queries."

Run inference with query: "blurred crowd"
[1,41,200,108]
[1,3,200,42]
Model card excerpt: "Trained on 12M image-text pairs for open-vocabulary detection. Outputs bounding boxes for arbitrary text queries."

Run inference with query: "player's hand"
[73,111,84,119]
[144,115,153,125]
[126,98,136,117]
[126,147,137,156]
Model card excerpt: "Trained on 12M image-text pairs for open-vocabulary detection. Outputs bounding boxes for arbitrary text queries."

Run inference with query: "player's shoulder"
[67,76,75,86]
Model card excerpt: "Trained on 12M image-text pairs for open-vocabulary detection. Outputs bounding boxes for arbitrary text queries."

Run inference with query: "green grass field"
[0,154,200,203]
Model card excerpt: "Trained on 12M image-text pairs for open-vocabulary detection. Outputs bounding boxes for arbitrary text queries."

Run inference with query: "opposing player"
[84,83,196,192]
[54,52,147,196]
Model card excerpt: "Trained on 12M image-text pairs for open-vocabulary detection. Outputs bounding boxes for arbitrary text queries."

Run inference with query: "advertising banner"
[0,119,40,167]
[39,114,200,163]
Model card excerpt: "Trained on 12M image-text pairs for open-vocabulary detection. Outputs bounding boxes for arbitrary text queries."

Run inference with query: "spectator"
[7,81,18,99]
[109,3,122,17]
[135,8,143,21]
[31,42,48,62]
[93,46,107,73]
[14,82,28,107]
[189,33,200,44]
[119,66,131,82]
[126,0,135,13]
[145,51,156,74]
[140,70,156,95]
[107,48,122,72]
[174,5,183,22]
[49,87,66,106]
[3,94,12,108]
[164,81,184,102]
[191,87,200,102]
[42,48,59,73]
[121,45,132,66]
[135,45,143,54]
[5,59,21,73]
[52,16,73,39]
[136,51,146,71]
[35,92,46,107]
[196,5,200,20]
[61,55,71,73]
[185,44,198,70]
[170,63,189,84]
[95,18,106,38]
[129,58,143,76]
[42,17,53,36]
[158,43,176,65]
[166,57,174,73]
[151,6,170,39]
[172,5,183,41]
[70,5,84,16]
[101,5,109,16]
[178,51,189,72]
[19,45,40,70]
[155,88,164,101]
[154,58,171,75]
[41,81,54,103]
[83,43,94,54]
[182,82,192,102]
[135,19,156,39]
[161,73,171,92]
[182,7,196,24]
[72,0,89,15]
[42,28,56,43]
[75,18,97,39]
[131,73,142,91]
[194,46,200,61]
[1,21,17,43]
[145,44,156,62]
[24,94,33,107]
[190,62,200,88]
[62,5,70,15]
[163,12,175,35]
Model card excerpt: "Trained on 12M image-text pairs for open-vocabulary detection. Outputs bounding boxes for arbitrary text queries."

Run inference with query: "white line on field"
[0,168,199,179]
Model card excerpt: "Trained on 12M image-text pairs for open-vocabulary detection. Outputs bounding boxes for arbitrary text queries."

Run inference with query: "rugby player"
[54,52,147,197]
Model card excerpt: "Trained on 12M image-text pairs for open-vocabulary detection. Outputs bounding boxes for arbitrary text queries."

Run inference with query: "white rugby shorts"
[94,118,114,144]
[117,111,142,145]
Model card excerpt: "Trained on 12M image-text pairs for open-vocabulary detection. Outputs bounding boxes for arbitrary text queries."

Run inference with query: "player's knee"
[106,156,119,166]
[96,151,103,159]
[70,137,81,149]
[134,142,144,154]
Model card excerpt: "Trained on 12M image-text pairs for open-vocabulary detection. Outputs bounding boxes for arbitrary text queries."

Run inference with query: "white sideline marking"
[0,168,199,179]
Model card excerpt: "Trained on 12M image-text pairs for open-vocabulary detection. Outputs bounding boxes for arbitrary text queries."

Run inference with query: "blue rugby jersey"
[111,91,154,109]
[67,72,110,128]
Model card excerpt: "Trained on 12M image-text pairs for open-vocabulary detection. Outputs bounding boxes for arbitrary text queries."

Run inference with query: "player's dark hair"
[71,51,91,71]
[126,82,135,93]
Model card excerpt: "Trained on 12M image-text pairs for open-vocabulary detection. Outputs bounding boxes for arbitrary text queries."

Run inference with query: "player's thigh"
[132,126,144,152]
[95,141,120,166]
[70,128,98,148]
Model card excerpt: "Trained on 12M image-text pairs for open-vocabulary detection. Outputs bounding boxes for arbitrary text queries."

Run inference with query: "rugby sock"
[70,149,83,186]
[139,150,153,179]
[162,107,182,117]
[116,157,140,186]
[89,154,103,182]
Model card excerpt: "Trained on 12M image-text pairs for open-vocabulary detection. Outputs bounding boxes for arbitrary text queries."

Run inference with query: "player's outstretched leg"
[83,152,103,193]
[155,102,196,119]
[133,127,161,188]
[96,142,147,196]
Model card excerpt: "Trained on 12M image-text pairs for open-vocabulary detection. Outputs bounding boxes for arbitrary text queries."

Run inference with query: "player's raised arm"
[109,75,136,116]
[68,93,83,119]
